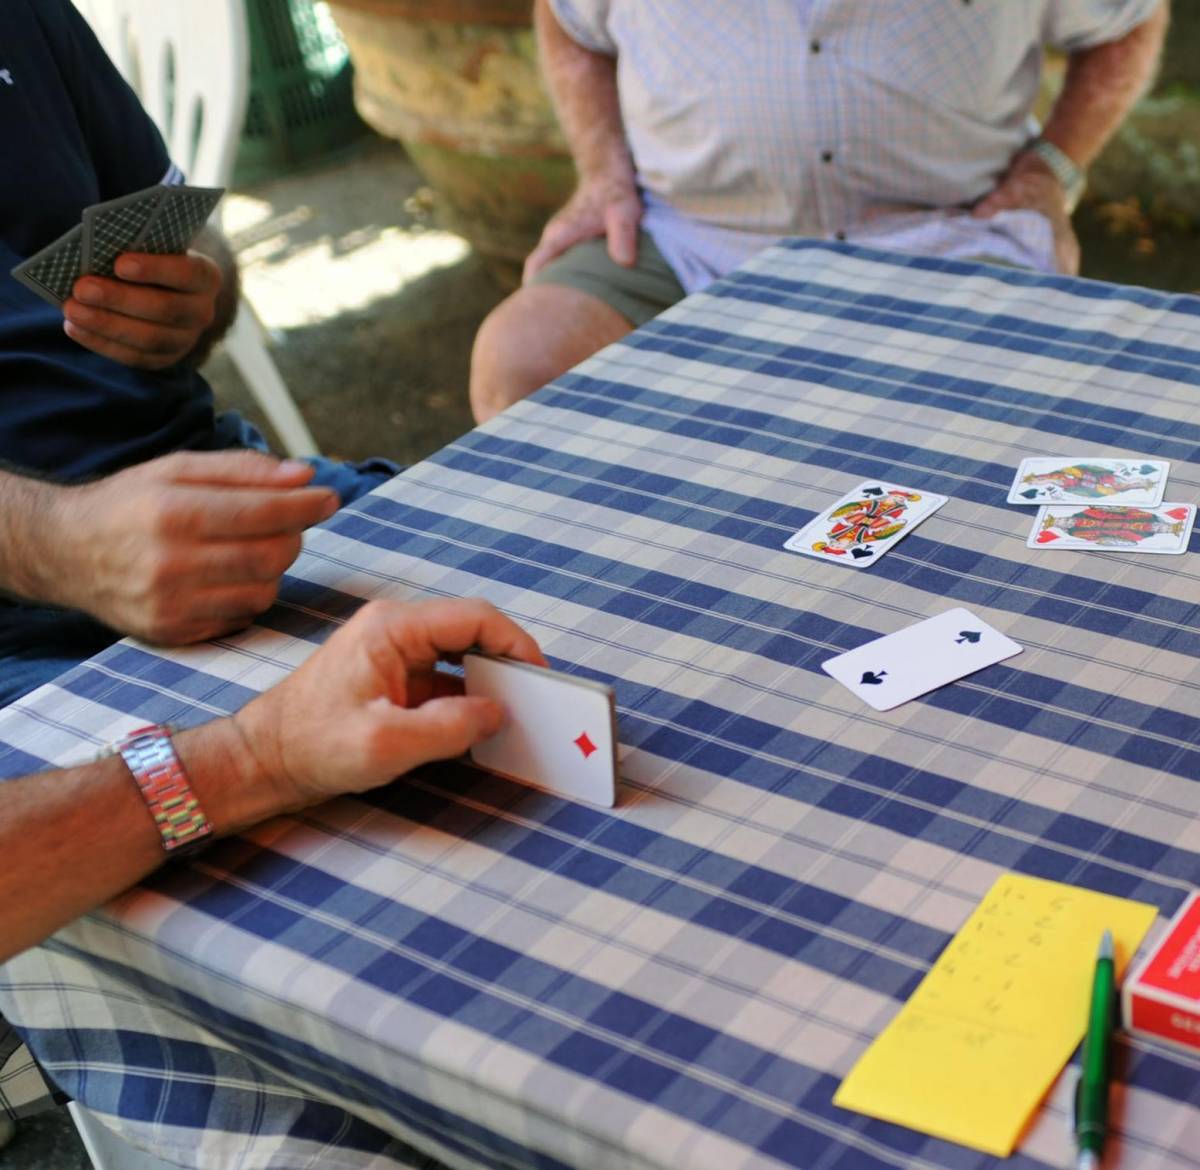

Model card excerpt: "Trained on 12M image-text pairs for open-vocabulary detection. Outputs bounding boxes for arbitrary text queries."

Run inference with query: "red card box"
[1123,891,1200,1054]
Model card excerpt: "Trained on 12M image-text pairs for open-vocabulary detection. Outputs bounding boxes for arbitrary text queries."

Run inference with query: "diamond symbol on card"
[573,731,597,759]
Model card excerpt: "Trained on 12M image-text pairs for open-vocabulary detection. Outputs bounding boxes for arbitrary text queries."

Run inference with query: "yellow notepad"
[833,874,1157,1156]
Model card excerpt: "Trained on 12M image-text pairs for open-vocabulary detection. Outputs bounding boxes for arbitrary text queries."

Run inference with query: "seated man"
[470,0,1168,422]
[0,597,545,1155]
[0,0,397,707]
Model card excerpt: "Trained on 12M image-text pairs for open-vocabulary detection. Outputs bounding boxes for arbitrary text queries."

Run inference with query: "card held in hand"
[784,482,948,568]
[10,223,85,306]
[822,607,1023,712]
[132,184,224,255]
[464,654,619,807]
[81,186,166,277]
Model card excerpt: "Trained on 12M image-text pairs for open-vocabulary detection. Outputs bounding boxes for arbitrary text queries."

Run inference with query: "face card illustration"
[1006,456,1169,507]
[1028,503,1195,554]
[10,223,85,306]
[464,654,618,808]
[822,607,1023,712]
[784,482,948,568]
[81,185,166,277]
[132,184,224,255]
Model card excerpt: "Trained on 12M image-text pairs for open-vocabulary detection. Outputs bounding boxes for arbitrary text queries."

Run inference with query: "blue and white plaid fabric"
[549,0,1160,289]
[2,242,1199,1169]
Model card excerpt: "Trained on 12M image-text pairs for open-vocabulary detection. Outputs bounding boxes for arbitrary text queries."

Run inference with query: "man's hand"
[973,152,1081,275]
[49,450,339,644]
[233,597,548,810]
[63,250,222,369]
[523,172,642,282]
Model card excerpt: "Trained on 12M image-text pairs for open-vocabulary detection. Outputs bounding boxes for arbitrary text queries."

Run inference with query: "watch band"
[116,724,213,854]
[1028,139,1086,212]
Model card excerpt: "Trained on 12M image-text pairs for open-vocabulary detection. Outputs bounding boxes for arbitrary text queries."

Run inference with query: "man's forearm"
[0,469,73,605]
[0,717,278,964]
[1042,2,1168,168]
[535,0,632,180]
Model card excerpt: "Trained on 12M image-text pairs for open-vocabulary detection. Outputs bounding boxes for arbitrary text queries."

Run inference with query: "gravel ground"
[2,136,1194,1170]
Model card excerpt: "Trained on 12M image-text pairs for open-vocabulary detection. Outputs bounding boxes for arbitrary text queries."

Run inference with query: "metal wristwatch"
[1027,138,1086,213]
[115,724,213,855]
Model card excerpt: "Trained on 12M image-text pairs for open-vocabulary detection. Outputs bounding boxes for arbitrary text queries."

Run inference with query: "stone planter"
[323,0,575,268]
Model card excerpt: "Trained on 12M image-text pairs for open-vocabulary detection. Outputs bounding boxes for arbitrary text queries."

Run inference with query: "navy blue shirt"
[0,0,216,481]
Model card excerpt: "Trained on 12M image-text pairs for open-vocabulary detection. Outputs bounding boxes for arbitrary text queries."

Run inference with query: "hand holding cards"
[10,182,224,307]
[464,655,619,807]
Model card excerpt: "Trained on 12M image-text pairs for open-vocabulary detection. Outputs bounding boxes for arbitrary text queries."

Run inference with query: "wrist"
[173,717,291,837]
[1020,140,1086,212]
[0,475,74,604]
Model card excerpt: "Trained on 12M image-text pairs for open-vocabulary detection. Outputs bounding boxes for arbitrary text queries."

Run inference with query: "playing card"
[81,185,166,277]
[131,184,224,255]
[822,607,1023,712]
[464,655,619,807]
[10,223,85,306]
[1027,502,1195,554]
[784,482,948,568]
[1006,456,1169,507]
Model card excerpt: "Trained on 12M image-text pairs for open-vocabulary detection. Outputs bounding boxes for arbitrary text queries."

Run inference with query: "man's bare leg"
[470,284,633,424]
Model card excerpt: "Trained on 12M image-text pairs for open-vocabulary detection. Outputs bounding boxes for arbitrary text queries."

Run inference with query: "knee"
[470,293,555,424]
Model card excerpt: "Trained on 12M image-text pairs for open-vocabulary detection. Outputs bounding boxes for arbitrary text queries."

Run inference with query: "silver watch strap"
[1028,139,1086,212]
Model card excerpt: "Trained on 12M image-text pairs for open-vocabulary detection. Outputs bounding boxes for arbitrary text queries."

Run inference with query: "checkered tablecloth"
[2,241,1199,1170]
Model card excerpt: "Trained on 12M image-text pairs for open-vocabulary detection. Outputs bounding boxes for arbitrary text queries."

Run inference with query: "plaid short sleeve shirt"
[549,0,1160,288]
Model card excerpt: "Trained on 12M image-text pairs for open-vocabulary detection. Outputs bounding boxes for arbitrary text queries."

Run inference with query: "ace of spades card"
[464,655,619,807]
[784,482,948,567]
[822,608,1023,711]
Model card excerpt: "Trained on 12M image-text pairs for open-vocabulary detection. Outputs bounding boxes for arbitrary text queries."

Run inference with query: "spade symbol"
[1020,488,1039,500]
[956,631,981,644]
[851,547,874,560]
[860,670,887,686]
[862,486,884,497]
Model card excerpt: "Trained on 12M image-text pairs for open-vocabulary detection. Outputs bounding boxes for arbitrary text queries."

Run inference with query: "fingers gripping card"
[464,655,618,807]
[822,608,1023,711]
[1007,456,1169,507]
[132,184,225,255]
[10,223,85,306]
[1028,503,1195,554]
[784,482,947,568]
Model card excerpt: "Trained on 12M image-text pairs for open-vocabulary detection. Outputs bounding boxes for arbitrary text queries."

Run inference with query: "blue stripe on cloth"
[0,744,54,782]
[433,429,1200,643]
[52,858,1060,1170]
[710,273,1200,387]
[327,498,1200,786]
[778,239,1200,318]
[621,323,1200,456]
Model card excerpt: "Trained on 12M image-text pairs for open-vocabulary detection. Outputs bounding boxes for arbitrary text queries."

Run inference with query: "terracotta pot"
[324,0,575,267]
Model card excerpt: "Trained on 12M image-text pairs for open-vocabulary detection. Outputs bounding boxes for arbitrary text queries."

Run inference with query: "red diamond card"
[463,654,619,807]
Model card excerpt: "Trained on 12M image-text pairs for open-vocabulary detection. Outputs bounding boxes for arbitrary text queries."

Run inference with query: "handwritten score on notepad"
[833,874,1157,1156]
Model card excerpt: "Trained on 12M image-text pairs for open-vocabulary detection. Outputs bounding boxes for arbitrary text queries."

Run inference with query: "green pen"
[1074,929,1115,1170]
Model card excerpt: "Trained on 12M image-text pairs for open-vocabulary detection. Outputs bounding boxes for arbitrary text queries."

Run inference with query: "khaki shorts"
[526,230,685,328]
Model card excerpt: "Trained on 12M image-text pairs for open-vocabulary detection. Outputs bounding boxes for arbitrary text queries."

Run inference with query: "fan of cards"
[10,182,224,307]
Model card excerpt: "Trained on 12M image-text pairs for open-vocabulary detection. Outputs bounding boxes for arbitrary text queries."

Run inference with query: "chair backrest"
[72,0,250,187]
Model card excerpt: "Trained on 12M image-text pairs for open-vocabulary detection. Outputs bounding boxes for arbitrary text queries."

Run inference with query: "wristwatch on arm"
[1027,138,1086,213]
[115,724,213,855]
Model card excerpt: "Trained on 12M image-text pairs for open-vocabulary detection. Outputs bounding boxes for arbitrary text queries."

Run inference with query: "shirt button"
[810,39,821,53]
[821,150,834,164]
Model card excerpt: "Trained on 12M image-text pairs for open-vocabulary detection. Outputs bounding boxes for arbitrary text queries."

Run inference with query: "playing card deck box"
[1122,891,1200,1055]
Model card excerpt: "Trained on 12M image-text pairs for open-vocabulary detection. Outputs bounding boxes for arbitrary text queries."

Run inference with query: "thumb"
[605,202,639,268]
[155,449,317,489]
[972,192,1005,219]
[388,695,505,771]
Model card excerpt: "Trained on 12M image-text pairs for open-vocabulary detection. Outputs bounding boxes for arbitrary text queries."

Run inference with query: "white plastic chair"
[73,0,320,457]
